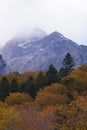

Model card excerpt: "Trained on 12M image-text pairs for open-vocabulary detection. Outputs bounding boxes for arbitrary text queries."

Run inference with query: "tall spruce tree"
[10,78,19,93]
[45,64,58,85]
[35,71,46,91]
[25,76,36,99]
[0,77,9,101]
[59,53,75,78]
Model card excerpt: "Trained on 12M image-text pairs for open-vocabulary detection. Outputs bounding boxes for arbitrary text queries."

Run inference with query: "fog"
[0,0,87,46]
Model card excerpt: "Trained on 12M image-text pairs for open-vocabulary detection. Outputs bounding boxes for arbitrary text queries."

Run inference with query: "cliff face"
[0,54,9,74]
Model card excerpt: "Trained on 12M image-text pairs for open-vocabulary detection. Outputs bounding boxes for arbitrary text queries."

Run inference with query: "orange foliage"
[0,102,25,130]
[54,96,87,130]
[43,83,67,94]
[62,67,87,92]
[6,72,20,81]
[35,83,67,110]
[5,92,33,105]
[16,103,55,130]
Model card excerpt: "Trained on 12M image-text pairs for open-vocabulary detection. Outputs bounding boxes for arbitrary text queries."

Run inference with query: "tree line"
[0,53,75,101]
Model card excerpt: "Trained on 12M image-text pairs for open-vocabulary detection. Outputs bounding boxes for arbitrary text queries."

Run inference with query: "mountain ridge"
[1,29,87,73]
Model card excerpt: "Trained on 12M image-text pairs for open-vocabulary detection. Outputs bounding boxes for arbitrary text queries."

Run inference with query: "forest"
[0,53,87,130]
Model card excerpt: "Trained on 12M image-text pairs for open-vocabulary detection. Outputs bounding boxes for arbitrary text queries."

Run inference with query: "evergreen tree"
[35,71,46,91]
[10,78,19,93]
[0,77,9,101]
[45,64,58,85]
[63,53,75,74]
[59,53,75,78]
[21,82,26,92]
[25,76,36,99]
[59,67,67,78]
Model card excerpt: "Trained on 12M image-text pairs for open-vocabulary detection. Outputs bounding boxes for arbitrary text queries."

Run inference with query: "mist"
[0,0,87,46]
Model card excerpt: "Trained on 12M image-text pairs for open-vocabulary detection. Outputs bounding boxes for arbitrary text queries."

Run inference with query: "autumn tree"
[54,96,87,130]
[5,92,32,105]
[0,102,26,130]
[35,83,67,110]
[62,66,87,94]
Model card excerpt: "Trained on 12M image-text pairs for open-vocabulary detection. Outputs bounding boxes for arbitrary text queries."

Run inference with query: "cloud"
[0,0,87,46]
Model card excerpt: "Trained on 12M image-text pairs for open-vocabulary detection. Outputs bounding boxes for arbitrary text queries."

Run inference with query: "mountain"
[0,54,9,74]
[1,28,47,61]
[1,30,87,73]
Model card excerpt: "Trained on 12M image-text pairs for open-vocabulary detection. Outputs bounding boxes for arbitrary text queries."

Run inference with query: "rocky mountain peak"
[1,30,87,73]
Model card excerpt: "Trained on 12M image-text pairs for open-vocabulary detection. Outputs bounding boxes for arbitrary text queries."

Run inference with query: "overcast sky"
[0,0,87,47]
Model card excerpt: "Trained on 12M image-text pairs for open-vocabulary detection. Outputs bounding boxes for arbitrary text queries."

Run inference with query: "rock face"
[1,29,87,73]
[0,54,9,74]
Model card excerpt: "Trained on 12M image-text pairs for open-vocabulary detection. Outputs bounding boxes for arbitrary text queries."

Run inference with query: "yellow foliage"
[62,67,87,92]
[54,96,87,130]
[6,72,20,81]
[5,92,33,105]
[18,71,38,83]
[35,83,67,110]
[0,103,25,130]
[0,71,38,85]
[78,64,87,72]
[16,102,55,130]
[43,83,66,94]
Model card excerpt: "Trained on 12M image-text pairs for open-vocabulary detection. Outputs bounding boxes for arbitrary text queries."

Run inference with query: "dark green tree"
[21,82,26,92]
[59,53,75,78]
[25,76,36,99]
[63,53,75,74]
[10,78,19,93]
[0,77,9,101]
[45,64,58,85]
[35,71,46,91]
[58,67,66,79]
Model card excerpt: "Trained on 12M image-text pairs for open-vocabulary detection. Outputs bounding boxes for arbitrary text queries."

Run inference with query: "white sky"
[0,0,87,47]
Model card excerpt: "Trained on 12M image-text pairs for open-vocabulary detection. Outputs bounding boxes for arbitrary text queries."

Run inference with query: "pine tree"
[25,76,36,99]
[10,78,19,93]
[59,53,75,78]
[0,77,9,101]
[45,64,58,85]
[35,71,45,91]
[63,53,75,75]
